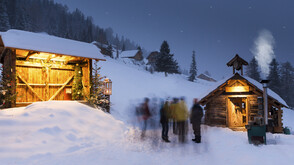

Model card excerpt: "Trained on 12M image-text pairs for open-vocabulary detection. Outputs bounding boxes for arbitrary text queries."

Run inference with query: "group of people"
[136,97,203,143]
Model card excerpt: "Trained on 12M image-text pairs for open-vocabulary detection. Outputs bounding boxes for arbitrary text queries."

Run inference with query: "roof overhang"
[0,29,106,62]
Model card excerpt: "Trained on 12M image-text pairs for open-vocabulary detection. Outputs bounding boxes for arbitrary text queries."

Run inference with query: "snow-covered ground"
[1,57,294,165]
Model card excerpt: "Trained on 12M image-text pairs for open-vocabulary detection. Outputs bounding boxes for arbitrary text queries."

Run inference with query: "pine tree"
[280,62,294,108]
[246,57,261,81]
[14,6,31,31]
[155,41,179,76]
[87,60,109,111]
[188,50,197,82]
[267,59,281,95]
[106,43,113,58]
[0,0,11,31]
[122,43,126,51]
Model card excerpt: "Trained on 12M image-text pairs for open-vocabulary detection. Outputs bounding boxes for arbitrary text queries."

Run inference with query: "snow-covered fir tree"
[188,50,197,82]
[267,58,281,95]
[246,57,261,81]
[87,61,109,111]
[155,41,179,76]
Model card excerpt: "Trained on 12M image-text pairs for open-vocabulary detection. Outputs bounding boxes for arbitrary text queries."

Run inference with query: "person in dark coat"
[160,101,171,142]
[141,98,151,138]
[190,98,203,143]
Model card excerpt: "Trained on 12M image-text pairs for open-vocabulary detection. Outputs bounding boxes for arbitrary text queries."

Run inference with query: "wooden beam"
[46,54,52,63]
[17,73,44,101]
[25,51,37,60]
[48,75,74,101]
[17,83,72,87]
[16,61,74,70]
[17,84,72,88]
[0,47,7,63]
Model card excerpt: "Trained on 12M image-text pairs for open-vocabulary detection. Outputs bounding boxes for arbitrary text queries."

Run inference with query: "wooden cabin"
[119,50,143,61]
[0,30,105,107]
[199,55,288,133]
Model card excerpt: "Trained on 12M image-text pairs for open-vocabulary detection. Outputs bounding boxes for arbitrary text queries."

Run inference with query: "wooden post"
[11,49,16,107]
[45,67,50,100]
[278,106,282,128]
[89,59,92,95]
[2,49,17,107]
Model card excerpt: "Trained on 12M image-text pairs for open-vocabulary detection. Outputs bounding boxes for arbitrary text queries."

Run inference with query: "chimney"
[260,80,270,125]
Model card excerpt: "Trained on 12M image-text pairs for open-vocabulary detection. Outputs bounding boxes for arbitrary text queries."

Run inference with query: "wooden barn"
[0,30,105,107]
[199,55,288,133]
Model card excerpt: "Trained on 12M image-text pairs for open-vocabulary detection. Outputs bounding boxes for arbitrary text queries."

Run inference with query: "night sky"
[54,0,294,79]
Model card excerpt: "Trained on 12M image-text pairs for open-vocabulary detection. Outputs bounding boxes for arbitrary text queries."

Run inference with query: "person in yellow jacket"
[173,97,189,143]
[170,98,178,134]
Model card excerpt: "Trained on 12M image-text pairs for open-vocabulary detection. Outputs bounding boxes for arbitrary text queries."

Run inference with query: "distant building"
[119,50,143,61]
[146,51,159,65]
[197,73,217,82]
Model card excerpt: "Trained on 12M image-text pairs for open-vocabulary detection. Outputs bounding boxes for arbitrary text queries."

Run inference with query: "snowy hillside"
[1,56,294,165]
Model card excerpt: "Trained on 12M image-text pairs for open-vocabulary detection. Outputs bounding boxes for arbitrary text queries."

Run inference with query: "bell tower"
[226,54,248,75]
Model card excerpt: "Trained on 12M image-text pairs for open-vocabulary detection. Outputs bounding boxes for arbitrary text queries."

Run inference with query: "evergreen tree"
[246,57,261,81]
[188,50,197,82]
[7,0,16,28]
[106,43,113,58]
[137,46,142,51]
[14,6,32,31]
[72,64,83,100]
[122,43,126,51]
[280,62,294,108]
[0,0,11,31]
[113,34,120,49]
[87,60,109,112]
[155,41,179,76]
[267,58,281,95]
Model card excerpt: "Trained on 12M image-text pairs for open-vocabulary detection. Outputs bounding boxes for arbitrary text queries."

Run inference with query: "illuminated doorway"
[228,97,248,127]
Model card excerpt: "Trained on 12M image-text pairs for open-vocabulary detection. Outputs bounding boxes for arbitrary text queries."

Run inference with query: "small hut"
[0,30,105,107]
[119,50,143,61]
[199,55,288,133]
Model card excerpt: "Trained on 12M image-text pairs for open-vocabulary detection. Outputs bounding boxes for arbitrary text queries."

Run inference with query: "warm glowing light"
[103,78,112,95]
[226,86,249,92]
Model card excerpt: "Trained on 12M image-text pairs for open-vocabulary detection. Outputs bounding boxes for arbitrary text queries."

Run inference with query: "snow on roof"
[198,73,288,107]
[0,29,105,60]
[119,50,139,58]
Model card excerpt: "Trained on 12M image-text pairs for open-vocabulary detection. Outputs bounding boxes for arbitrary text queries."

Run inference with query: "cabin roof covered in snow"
[0,29,105,60]
[198,73,288,107]
[119,50,139,58]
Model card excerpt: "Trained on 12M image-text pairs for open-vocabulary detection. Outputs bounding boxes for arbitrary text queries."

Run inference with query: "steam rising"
[252,29,275,79]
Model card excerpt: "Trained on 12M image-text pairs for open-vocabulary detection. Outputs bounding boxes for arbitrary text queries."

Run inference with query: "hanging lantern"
[103,78,112,95]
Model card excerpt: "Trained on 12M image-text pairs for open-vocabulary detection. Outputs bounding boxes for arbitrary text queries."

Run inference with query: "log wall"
[205,95,227,126]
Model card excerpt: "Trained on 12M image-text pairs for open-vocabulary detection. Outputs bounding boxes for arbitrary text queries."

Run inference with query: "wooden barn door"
[228,97,248,127]
[16,64,74,104]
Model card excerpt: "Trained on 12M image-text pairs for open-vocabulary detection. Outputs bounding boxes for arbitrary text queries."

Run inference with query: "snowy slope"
[1,56,294,165]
